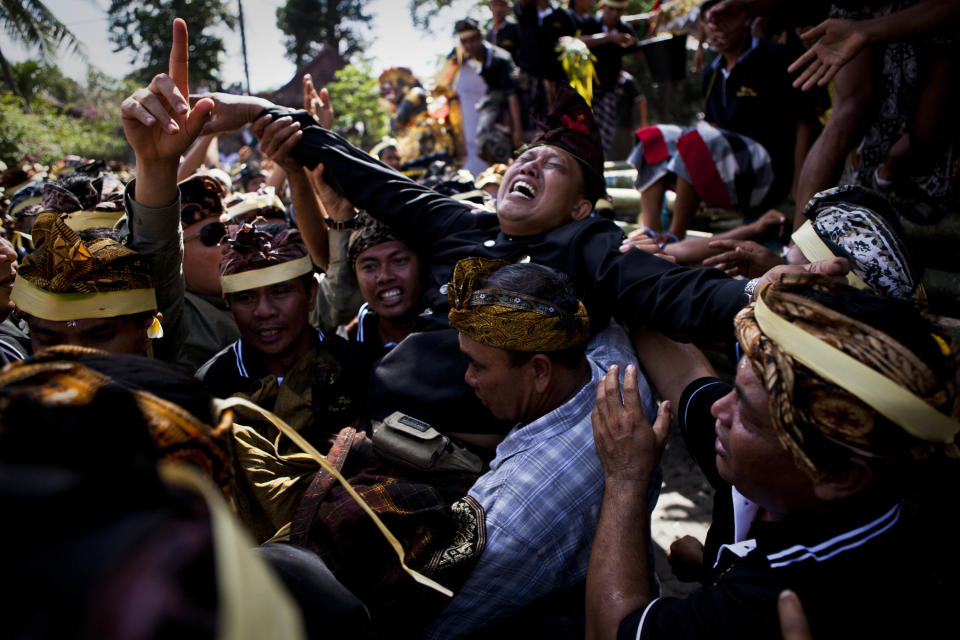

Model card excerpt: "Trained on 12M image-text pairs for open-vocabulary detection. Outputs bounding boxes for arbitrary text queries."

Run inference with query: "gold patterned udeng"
[447,257,589,352]
[735,273,960,479]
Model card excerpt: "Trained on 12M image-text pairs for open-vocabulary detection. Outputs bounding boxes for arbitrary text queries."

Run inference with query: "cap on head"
[793,185,917,301]
[735,272,959,479]
[454,18,482,36]
[348,212,398,268]
[222,192,288,226]
[447,257,590,353]
[528,85,606,204]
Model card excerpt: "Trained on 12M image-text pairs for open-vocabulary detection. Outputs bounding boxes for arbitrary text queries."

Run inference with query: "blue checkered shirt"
[424,357,614,637]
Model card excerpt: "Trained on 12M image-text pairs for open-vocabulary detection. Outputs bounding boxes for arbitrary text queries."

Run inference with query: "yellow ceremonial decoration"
[11,274,157,321]
[220,255,314,294]
[754,293,960,444]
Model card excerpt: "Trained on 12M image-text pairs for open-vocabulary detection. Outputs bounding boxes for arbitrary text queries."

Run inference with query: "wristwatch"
[324,215,359,231]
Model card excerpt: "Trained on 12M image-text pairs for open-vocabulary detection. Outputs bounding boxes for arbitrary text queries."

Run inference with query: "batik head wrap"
[348,212,398,268]
[7,181,44,218]
[11,212,157,321]
[735,272,960,479]
[179,174,226,226]
[219,218,312,294]
[527,85,606,204]
[222,192,288,226]
[0,344,233,495]
[447,257,590,352]
[793,185,917,300]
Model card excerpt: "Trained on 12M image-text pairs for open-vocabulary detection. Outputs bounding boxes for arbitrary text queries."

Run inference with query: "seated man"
[10,212,163,355]
[422,258,656,637]
[629,0,816,241]
[196,220,366,430]
[586,272,958,639]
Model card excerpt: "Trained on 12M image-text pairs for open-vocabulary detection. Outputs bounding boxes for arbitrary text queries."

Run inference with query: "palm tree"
[0,0,85,111]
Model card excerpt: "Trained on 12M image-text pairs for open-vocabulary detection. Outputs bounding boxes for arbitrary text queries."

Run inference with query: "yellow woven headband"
[754,293,960,444]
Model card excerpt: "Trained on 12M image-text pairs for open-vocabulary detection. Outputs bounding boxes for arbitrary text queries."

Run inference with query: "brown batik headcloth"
[735,273,960,479]
[11,212,156,321]
[447,257,590,352]
[219,218,312,294]
[179,174,226,226]
[347,212,397,268]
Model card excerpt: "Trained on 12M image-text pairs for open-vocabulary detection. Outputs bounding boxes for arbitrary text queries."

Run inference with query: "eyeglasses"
[184,221,226,247]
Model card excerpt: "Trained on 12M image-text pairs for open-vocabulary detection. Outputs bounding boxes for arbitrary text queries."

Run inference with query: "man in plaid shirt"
[424,259,656,638]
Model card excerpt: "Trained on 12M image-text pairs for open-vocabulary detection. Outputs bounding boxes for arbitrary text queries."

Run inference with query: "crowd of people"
[2,1,959,638]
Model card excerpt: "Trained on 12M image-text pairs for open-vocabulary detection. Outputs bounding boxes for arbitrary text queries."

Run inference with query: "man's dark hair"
[480,263,587,368]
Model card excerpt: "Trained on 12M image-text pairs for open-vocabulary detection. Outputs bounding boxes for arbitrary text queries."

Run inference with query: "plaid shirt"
[423,356,613,638]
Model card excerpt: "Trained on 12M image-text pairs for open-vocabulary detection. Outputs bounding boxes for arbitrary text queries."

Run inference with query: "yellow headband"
[791,220,871,291]
[754,293,960,444]
[11,274,158,321]
[220,255,314,294]
[61,210,125,231]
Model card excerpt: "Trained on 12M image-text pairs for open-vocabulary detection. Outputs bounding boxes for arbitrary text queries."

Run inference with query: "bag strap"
[290,426,359,545]
[214,397,453,597]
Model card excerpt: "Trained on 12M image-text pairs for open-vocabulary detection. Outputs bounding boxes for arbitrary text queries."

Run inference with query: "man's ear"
[530,353,553,394]
[813,457,873,502]
[570,198,593,221]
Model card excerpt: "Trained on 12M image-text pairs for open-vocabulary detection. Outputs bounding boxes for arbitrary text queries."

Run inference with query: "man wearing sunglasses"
[176,173,241,369]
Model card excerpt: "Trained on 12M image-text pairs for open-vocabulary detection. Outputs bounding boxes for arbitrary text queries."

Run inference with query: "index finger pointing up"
[170,18,189,101]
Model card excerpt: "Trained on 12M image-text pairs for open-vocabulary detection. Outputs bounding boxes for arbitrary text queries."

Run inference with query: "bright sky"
[2,0,483,93]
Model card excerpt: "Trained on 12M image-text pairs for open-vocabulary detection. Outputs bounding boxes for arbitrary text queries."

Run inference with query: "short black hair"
[480,263,587,368]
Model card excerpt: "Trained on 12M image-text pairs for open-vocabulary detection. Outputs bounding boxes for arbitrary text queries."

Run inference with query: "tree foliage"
[107,0,236,89]
[0,0,85,109]
[324,61,388,151]
[276,0,371,71]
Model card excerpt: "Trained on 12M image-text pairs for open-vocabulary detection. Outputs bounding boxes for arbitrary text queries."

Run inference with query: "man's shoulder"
[195,339,241,379]
[487,42,515,65]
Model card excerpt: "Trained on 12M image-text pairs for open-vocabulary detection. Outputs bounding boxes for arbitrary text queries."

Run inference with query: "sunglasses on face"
[185,221,226,247]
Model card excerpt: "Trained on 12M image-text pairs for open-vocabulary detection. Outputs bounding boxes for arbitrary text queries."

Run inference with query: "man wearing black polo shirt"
[486,0,522,63]
[580,0,639,154]
[630,0,815,242]
[586,275,958,639]
[456,18,525,160]
[514,0,577,120]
